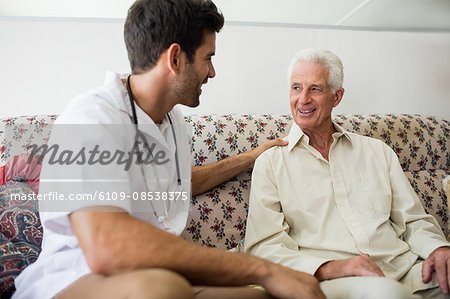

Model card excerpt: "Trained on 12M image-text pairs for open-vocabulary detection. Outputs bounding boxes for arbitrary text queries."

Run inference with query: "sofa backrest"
[335,114,448,172]
[187,114,449,174]
[0,114,449,251]
[2,113,447,173]
[186,114,293,181]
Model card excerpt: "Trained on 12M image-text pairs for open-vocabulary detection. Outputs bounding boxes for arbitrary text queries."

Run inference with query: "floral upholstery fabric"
[0,115,57,167]
[186,114,293,180]
[0,113,448,297]
[334,114,448,172]
[404,170,448,234]
[184,181,250,249]
[181,114,293,249]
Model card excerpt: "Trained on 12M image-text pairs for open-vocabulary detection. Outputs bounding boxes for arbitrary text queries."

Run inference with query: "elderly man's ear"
[333,88,345,108]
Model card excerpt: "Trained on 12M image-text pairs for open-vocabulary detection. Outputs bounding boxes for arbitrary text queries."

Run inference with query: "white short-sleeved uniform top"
[13,72,191,299]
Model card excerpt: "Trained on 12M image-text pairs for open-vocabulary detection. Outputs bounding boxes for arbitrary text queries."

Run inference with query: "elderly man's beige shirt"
[244,123,449,292]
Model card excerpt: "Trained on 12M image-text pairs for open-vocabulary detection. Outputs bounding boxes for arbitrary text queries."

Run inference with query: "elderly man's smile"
[298,108,317,116]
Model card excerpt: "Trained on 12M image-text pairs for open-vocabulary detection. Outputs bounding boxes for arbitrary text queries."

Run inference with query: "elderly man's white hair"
[287,48,344,93]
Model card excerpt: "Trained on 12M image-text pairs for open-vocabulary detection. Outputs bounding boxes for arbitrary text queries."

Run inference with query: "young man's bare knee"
[127,269,194,299]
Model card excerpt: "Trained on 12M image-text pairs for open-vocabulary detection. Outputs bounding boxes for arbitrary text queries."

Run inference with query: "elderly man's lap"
[320,276,420,299]
[415,287,450,299]
[320,276,449,299]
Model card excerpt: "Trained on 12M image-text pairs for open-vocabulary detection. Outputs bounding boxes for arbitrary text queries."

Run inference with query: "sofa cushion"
[180,180,250,250]
[0,115,56,195]
[0,181,42,296]
[1,115,56,164]
[3,155,42,194]
[404,170,449,236]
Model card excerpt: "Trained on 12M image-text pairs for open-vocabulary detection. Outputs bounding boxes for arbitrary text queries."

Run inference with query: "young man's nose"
[208,61,216,78]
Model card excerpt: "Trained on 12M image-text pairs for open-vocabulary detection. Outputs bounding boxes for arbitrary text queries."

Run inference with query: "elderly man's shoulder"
[345,131,394,154]
[346,131,387,144]
[254,142,291,166]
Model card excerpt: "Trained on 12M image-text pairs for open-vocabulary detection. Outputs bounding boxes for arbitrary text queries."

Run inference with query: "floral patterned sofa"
[0,113,449,297]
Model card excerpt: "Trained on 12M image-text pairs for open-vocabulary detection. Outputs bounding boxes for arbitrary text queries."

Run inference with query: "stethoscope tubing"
[126,74,182,222]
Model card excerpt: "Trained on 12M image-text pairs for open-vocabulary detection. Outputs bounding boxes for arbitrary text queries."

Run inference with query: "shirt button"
[158,216,166,222]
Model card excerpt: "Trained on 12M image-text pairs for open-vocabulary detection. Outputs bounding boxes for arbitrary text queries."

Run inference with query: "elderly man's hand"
[315,254,384,281]
[422,246,450,295]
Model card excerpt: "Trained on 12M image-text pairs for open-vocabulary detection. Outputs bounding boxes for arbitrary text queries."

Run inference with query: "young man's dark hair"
[124,0,224,74]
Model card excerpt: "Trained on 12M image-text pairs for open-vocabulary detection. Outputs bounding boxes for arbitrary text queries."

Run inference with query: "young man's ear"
[333,88,345,107]
[167,43,183,74]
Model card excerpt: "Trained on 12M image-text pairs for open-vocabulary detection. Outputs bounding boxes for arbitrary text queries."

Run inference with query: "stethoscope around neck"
[126,74,182,223]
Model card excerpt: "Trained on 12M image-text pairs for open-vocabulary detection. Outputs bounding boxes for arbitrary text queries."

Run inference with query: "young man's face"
[177,31,217,108]
[289,60,342,133]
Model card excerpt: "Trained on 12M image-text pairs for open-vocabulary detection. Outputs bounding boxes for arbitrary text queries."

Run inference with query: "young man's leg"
[194,286,273,299]
[55,268,194,299]
[56,269,275,299]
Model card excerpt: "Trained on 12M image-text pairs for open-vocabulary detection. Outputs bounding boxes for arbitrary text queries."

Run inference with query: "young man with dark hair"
[12,1,324,298]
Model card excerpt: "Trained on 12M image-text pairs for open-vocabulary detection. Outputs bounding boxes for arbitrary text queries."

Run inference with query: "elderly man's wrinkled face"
[289,61,342,133]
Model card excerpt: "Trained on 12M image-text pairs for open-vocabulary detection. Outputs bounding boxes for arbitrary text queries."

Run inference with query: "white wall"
[1,17,449,120]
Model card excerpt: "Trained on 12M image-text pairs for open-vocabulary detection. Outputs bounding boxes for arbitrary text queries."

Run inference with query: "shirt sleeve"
[384,143,449,259]
[244,151,330,275]
[38,96,134,235]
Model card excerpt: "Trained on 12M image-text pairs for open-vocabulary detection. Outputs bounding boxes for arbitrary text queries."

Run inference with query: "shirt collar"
[103,71,172,146]
[287,121,351,152]
[103,71,129,113]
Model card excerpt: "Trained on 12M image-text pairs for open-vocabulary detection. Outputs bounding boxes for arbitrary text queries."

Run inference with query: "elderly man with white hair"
[244,48,450,299]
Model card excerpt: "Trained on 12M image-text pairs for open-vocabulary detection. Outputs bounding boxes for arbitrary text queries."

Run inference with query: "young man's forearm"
[192,152,253,195]
[71,210,266,285]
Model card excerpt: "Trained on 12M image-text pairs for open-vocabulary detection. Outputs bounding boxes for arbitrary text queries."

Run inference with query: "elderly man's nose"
[298,91,311,104]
